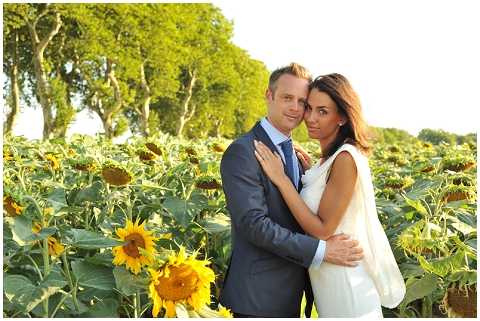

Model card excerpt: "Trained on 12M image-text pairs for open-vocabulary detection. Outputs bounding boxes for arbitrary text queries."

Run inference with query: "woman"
[254,73,405,317]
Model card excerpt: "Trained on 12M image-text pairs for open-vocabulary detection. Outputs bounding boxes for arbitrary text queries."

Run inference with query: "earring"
[338,123,343,126]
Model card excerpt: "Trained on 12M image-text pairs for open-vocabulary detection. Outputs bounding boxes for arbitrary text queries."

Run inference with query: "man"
[219,63,364,317]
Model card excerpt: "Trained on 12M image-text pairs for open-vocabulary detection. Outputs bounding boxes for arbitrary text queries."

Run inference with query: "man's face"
[265,74,309,136]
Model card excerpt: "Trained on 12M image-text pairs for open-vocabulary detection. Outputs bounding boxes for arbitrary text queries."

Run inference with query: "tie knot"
[280,139,293,157]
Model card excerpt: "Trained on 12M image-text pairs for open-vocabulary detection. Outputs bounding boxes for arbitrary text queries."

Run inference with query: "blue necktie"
[280,139,295,186]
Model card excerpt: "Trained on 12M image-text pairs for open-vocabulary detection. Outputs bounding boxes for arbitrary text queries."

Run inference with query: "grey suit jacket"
[219,122,319,317]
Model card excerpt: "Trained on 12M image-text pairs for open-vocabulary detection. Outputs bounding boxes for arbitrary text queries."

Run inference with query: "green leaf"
[6,215,33,245]
[3,268,67,313]
[71,260,115,291]
[403,196,428,216]
[65,228,123,249]
[399,263,425,279]
[69,181,103,205]
[85,251,115,267]
[80,298,119,317]
[24,227,57,242]
[401,273,438,307]
[47,188,68,211]
[3,274,36,310]
[199,213,231,234]
[113,266,149,296]
[451,221,476,235]
[163,193,208,227]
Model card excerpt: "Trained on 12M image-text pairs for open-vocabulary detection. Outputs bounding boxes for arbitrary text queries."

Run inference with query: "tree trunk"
[26,10,62,140]
[176,69,197,137]
[102,58,123,139]
[4,31,20,135]
[102,114,114,139]
[139,62,151,137]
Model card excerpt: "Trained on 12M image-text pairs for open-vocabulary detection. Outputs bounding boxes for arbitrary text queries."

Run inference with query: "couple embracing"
[219,63,406,318]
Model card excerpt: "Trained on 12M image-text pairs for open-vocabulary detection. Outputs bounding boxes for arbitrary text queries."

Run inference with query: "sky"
[5,0,480,140]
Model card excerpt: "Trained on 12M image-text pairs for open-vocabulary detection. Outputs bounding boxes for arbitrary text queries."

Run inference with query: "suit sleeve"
[220,141,319,268]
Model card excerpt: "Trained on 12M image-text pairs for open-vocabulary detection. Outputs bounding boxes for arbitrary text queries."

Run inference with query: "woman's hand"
[254,140,289,186]
[293,143,312,170]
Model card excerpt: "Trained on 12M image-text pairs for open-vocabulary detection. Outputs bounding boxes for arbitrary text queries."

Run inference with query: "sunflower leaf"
[113,266,149,296]
[71,260,115,291]
[6,215,35,246]
[401,273,439,307]
[199,213,231,234]
[79,298,119,317]
[65,228,123,249]
[47,188,68,211]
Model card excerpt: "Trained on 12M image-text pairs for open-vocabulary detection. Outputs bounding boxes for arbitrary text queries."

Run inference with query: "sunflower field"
[2,133,477,318]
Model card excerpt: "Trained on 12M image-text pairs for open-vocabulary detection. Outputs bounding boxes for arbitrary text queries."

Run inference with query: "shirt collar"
[260,117,290,146]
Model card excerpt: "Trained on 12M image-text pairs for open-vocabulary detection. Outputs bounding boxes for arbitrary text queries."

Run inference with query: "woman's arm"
[254,141,357,240]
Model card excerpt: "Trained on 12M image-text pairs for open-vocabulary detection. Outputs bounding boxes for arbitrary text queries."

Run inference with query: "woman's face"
[304,88,346,141]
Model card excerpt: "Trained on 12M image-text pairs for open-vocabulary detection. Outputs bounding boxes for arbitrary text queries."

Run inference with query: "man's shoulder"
[226,132,254,151]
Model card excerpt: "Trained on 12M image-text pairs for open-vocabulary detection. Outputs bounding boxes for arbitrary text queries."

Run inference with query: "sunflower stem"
[61,250,80,311]
[50,289,71,318]
[42,238,50,317]
[85,207,90,230]
[25,254,43,281]
[134,290,141,317]
[126,197,133,222]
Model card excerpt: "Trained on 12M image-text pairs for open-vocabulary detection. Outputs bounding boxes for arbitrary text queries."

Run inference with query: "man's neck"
[265,116,292,138]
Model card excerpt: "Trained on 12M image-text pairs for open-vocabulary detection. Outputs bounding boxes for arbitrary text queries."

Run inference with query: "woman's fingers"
[297,151,307,166]
[254,140,274,159]
[254,150,263,162]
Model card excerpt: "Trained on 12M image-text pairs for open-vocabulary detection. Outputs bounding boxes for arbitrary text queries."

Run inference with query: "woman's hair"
[309,73,372,157]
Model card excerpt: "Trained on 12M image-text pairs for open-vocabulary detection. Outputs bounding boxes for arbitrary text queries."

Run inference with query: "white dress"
[300,144,406,318]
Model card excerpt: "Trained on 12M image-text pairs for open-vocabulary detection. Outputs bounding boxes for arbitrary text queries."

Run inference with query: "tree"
[126,4,181,137]
[3,4,76,139]
[172,4,234,137]
[3,5,30,134]
[418,128,456,145]
[74,4,138,139]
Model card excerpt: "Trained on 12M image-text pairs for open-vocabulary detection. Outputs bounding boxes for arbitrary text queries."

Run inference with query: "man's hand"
[324,233,364,267]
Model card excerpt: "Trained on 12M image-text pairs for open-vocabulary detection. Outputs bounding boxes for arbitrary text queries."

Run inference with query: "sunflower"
[195,175,222,190]
[3,196,24,216]
[148,246,215,317]
[195,304,233,318]
[112,219,157,274]
[3,149,14,161]
[211,142,227,153]
[101,162,133,186]
[146,142,163,156]
[32,223,65,257]
[45,153,60,170]
[138,149,157,161]
[441,285,477,317]
[217,305,233,318]
[71,157,97,172]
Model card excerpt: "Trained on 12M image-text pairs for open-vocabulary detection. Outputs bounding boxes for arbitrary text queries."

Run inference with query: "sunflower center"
[123,233,146,258]
[155,264,199,301]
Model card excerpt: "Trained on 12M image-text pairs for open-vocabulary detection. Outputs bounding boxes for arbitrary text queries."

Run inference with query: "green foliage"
[371,127,418,145]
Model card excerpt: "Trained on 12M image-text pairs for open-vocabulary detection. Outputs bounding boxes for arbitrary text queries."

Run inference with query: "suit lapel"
[253,121,304,191]
[252,121,278,154]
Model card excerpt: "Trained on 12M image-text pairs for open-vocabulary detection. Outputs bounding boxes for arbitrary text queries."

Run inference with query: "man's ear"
[265,88,273,101]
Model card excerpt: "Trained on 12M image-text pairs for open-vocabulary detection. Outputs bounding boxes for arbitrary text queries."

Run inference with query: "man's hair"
[268,62,312,93]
